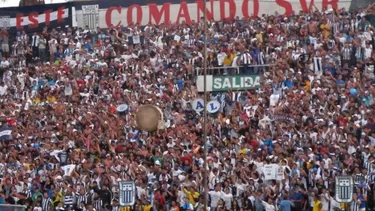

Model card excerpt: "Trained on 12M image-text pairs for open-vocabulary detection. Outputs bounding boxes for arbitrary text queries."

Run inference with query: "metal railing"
[194,64,275,76]
[0,204,27,211]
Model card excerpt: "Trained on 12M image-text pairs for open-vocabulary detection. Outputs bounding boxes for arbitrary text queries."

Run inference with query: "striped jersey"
[313,57,323,73]
[93,199,103,211]
[23,189,32,199]
[63,193,75,206]
[76,193,88,206]
[240,52,252,65]
[42,197,53,211]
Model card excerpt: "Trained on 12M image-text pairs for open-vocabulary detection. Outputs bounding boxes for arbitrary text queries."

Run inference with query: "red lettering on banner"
[16,13,24,29]
[148,3,171,25]
[98,0,343,27]
[197,0,214,21]
[44,9,53,25]
[322,0,338,11]
[15,7,67,30]
[105,7,122,28]
[299,0,314,12]
[57,7,65,23]
[176,2,191,24]
[275,0,293,16]
[242,0,259,18]
[28,12,39,28]
[127,4,143,25]
[220,0,235,21]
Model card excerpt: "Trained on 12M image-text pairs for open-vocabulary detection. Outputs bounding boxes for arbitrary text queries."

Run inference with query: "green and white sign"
[197,75,261,92]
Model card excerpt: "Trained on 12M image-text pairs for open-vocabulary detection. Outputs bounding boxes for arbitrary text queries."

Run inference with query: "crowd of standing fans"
[0,4,374,211]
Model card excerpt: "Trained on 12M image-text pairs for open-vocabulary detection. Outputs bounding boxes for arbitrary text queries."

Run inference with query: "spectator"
[0,3,374,211]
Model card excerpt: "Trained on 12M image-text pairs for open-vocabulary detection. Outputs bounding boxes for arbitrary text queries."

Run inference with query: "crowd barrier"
[0,0,366,34]
[0,204,26,211]
[195,64,274,76]
[194,64,272,92]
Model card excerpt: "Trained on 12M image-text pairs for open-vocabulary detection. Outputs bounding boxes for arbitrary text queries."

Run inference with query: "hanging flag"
[119,181,136,206]
[0,126,12,140]
[0,3,73,34]
[61,164,76,177]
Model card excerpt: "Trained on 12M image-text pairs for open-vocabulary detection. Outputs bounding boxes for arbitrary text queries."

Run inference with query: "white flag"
[61,164,76,176]
[64,84,73,96]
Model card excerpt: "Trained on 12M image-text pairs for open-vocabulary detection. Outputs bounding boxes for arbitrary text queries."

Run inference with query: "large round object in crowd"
[136,105,162,132]
[349,88,357,96]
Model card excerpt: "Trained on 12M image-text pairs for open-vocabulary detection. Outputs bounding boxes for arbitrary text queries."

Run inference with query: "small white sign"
[206,100,220,113]
[82,5,99,14]
[263,164,276,180]
[335,176,354,203]
[263,164,285,181]
[119,181,136,206]
[133,35,141,44]
[117,104,129,112]
[64,84,73,96]
[174,35,181,42]
[61,164,76,177]
[192,98,204,112]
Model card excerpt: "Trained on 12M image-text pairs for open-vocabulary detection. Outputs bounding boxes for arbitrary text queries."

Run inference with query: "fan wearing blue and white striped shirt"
[63,46,75,57]
[352,188,367,211]
[111,199,120,211]
[63,188,76,209]
[21,184,32,200]
[239,51,253,74]
[92,192,103,211]
[42,192,53,211]
[231,91,247,106]
[369,161,375,184]
[75,188,88,208]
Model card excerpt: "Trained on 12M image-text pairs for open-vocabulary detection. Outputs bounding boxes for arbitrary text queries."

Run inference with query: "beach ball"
[349,88,357,96]
[136,105,162,132]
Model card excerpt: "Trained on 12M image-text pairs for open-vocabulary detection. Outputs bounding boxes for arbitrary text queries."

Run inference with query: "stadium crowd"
[0,3,374,211]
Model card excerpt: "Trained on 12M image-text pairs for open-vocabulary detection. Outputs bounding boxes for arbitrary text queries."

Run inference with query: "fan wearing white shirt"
[217,51,226,66]
[309,35,317,45]
[209,169,219,190]
[208,184,222,210]
[0,57,9,68]
[136,185,146,200]
[320,189,330,211]
[231,52,239,68]
[221,188,233,210]
[322,154,332,169]
[329,195,341,211]
[17,71,26,90]
[32,206,42,211]
[258,195,276,211]
[0,82,8,96]
[364,43,372,60]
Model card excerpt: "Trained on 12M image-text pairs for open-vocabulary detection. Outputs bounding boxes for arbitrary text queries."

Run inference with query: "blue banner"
[0,126,12,140]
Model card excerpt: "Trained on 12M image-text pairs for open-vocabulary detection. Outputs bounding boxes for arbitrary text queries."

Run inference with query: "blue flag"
[0,126,12,140]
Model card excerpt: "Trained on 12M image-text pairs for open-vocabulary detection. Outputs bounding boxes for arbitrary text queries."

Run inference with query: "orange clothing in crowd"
[320,23,330,38]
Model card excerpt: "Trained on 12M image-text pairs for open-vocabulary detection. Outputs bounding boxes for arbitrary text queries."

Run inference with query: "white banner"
[61,164,76,176]
[264,164,276,180]
[263,164,285,181]
[119,180,136,206]
[74,0,352,28]
[0,129,12,137]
